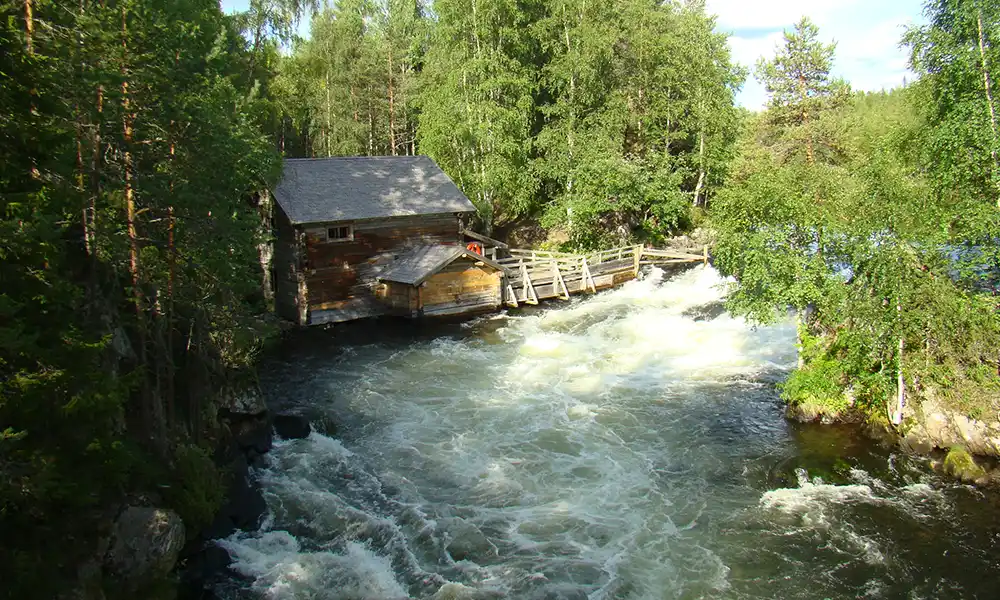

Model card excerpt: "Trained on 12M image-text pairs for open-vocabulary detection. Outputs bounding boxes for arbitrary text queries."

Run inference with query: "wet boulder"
[901,394,1000,457]
[179,542,237,597]
[943,446,987,484]
[105,506,186,588]
[681,300,727,322]
[273,414,311,439]
[220,469,268,532]
[219,385,267,417]
[231,414,273,458]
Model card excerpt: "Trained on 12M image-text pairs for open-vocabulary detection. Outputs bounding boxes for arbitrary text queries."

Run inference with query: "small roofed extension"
[271,156,507,325]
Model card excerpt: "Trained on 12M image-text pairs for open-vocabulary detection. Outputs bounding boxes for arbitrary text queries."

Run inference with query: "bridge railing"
[497,244,708,307]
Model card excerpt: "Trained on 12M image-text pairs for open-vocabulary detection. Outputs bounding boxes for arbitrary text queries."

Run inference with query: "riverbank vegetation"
[3,0,1000,597]
[712,5,1000,429]
[1,1,279,596]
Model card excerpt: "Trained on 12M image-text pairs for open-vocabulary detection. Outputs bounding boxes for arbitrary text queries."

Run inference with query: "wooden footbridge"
[492,244,709,307]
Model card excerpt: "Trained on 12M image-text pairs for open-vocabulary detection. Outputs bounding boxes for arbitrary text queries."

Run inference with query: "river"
[217,266,1000,599]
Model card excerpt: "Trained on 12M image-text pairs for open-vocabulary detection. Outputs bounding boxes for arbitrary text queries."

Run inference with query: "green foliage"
[534,0,743,246]
[756,16,850,132]
[906,0,1000,290]
[416,0,541,233]
[716,10,1000,425]
[274,0,743,242]
[164,444,226,533]
[781,354,850,413]
[273,0,427,158]
[1,0,280,595]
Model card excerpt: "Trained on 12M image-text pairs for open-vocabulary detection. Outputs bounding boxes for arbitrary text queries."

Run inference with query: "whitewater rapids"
[217,266,1000,600]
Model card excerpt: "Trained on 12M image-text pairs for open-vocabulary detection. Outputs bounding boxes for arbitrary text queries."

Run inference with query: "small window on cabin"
[326,225,353,242]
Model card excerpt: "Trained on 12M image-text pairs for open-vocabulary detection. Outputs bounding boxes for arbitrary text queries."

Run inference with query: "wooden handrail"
[461,229,510,249]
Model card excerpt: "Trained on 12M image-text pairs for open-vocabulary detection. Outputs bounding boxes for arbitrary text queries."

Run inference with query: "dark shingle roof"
[379,245,506,286]
[273,156,477,224]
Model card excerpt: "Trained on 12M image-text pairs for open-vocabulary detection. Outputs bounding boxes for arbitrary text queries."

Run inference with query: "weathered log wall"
[303,213,459,310]
[273,208,304,324]
[421,262,502,316]
[274,210,464,324]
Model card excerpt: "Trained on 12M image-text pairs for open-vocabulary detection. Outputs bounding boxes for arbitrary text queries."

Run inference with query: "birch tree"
[416,0,541,234]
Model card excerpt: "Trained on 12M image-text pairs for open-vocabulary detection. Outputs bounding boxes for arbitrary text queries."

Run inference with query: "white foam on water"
[760,469,880,527]
[219,532,409,600]
[500,266,797,392]
[238,266,812,598]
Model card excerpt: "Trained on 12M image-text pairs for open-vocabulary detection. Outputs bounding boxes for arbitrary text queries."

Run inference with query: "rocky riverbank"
[786,390,1000,487]
[177,386,316,599]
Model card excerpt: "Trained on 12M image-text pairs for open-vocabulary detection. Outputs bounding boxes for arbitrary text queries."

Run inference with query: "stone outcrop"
[786,386,1000,486]
[900,395,1000,457]
[105,507,185,589]
[218,385,267,417]
[941,446,988,484]
[273,413,311,439]
[785,401,862,425]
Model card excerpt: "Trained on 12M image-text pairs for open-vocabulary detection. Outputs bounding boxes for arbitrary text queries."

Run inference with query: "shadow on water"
[723,419,1000,600]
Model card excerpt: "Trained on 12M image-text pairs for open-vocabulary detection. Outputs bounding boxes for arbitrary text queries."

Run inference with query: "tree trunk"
[368,92,374,155]
[25,0,39,180]
[892,335,905,425]
[246,16,265,82]
[122,4,160,449]
[166,204,175,426]
[795,312,805,369]
[74,0,92,253]
[388,45,397,155]
[76,108,91,252]
[24,0,33,54]
[166,42,178,428]
[797,74,816,165]
[693,131,706,207]
[258,189,274,305]
[91,84,103,246]
[977,9,1000,207]
[325,70,332,157]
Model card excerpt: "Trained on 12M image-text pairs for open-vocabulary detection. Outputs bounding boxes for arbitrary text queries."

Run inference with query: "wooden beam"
[505,283,519,307]
[552,260,570,300]
[462,228,509,250]
[640,248,705,261]
[581,257,597,293]
[521,262,539,305]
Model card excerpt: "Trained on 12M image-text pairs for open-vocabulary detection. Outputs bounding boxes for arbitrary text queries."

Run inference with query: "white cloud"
[706,0,862,31]
[708,0,926,109]
[727,31,785,68]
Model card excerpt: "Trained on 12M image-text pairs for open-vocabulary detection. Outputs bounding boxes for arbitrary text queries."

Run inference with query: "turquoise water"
[218,267,1000,599]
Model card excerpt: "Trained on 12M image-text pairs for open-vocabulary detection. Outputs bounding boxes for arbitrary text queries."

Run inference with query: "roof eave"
[379,248,507,287]
[286,209,476,227]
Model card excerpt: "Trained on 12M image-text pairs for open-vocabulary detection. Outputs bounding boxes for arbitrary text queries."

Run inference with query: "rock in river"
[273,413,311,439]
[104,506,185,588]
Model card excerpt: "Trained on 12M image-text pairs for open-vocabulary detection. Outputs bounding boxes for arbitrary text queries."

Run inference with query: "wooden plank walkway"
[496,245,708,307]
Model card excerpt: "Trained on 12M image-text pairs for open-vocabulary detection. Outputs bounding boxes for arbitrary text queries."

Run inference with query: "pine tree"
[756,17,847,165]
[1,1,281,592]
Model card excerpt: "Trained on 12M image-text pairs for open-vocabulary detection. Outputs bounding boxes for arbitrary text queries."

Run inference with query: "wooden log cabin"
[271,156,507,325]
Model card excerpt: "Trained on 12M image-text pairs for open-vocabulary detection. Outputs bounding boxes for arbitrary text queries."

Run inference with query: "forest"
[1,0,998,597]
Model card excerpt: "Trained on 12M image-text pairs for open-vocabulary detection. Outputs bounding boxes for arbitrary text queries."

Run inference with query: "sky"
[706,0,927,109]
[219,0,927,109]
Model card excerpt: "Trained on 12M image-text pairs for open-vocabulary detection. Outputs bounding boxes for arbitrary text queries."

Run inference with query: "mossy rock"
[943,446,987,483]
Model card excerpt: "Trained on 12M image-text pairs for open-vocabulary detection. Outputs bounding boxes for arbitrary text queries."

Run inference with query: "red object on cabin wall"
[466,242,483,256]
